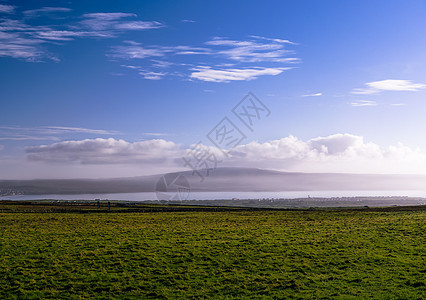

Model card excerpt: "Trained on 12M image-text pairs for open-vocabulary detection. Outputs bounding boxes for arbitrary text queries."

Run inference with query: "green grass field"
[0,204,425,299]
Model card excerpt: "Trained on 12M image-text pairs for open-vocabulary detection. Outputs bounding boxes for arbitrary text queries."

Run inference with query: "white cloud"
[227,134,426,174]
[1,7,296,82]
[0,8,164,61]
[41,126,117,135]
[0,4,15,14]
[33,30,111,41]
[114,21,164,30]
[0,41,49,61]
[80,13,164,32]
[23,7,72,17]
[0,136,60,141]
[173,45,211,55]
[151,60,175,68]
[350,100,378,107]
[138,70,166,80]
[190,66,289,82]
[120,64,168,79]
[0,126,116,140]
[80,13,137,30]
[249,35,296,45]
[0,21,55,61]
[308,134,365,155]
[0,19,55,32]
[83,12,136,20]
[120,64,140,69]
[368,79,426,91]
[112,44,211,60]
[205,36,298,63]
[26,138,184,164]
[142,133,168,137]
[110,45,169,59]
[23,134,426,175]
[352,79,426,94]
[0,6,296,82]
[302,92,322,97]
[113,35,298,81]
[181,19,195,23]
[0,145,4,151]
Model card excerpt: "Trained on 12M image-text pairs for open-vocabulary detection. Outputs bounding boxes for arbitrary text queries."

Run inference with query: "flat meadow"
[0,203,425,299]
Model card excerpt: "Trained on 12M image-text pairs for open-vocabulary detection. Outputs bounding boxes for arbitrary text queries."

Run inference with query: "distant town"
[0,189,24,196]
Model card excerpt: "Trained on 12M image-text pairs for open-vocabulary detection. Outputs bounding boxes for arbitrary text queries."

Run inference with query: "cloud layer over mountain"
[21,133,426,178]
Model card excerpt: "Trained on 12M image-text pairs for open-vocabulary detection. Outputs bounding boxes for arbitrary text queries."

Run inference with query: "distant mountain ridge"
[1,167,425,195]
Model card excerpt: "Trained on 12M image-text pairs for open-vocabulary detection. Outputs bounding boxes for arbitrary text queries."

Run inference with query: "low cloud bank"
[24,133,426,176]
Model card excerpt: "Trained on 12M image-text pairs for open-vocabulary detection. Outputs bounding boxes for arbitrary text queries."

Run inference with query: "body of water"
[1,190,426,202]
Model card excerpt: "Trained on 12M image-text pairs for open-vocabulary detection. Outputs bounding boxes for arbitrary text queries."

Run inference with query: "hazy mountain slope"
[0,167,425,195]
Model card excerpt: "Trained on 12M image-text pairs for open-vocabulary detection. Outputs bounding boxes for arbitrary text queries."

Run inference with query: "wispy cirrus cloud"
[109,43,211,60]
[352,79,426,94]
[1,5,296,83]
[302,92,322,97]
[142,132,169,137]
[0,40,43,60]
[110,45,170,59]
[205,36,299,63]
[120,64,167,79]
[249,35,297,45]
[0,4,15,14]
[350,100,378,107]
[172,45,211,55]
[0,19,51,31]
[23,7,72,17]
[32,29,115,41]
[0,135,60,141]
[0,17,57,60]
[0,6,164,61]
[190,66,290,82]
[138,70,167,80]
[41,126,117,135]
[0,126,117,141]
[80,13,164,32]
[113,35,298,81]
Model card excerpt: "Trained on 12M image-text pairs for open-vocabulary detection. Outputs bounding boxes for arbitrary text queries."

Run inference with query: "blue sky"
[1,0,426,179]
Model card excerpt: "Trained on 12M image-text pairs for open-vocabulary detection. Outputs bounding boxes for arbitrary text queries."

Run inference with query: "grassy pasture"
[0,203,425,299]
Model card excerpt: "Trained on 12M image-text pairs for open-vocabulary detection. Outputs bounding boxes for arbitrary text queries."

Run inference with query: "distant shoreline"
[2,195,426,209]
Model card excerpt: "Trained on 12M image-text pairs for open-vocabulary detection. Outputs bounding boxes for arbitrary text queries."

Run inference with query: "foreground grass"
[0,208,425,299]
